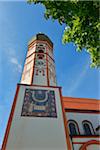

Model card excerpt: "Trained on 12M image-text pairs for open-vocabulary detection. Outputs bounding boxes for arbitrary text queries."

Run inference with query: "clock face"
[32,90,48,103]
[35,60,46,67]
[39,61,43,65]
[21,89,57,118]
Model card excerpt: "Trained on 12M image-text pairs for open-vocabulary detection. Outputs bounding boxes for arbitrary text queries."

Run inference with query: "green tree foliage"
[28,0,100,68]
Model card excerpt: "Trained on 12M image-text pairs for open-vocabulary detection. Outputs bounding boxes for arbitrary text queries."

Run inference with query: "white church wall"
[87,144,99,150]
[66,112,100,135]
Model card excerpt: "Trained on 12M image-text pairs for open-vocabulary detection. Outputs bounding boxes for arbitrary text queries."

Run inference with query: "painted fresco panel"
[21,89,57,117]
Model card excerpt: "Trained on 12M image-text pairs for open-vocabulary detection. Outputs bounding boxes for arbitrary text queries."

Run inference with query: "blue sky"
[0,1,99,147]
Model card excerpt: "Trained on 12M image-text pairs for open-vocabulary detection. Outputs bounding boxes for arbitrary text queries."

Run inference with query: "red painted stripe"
[1,85,20,150]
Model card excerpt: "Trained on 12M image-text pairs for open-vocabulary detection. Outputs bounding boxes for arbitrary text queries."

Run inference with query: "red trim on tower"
[59,88,72,150]
[28,43,36,51]
[19,83,61,88]
[1,85,20,150]
[46,44,50,86]
[30,44,37,84]
[26,52,55,62]
[28,40,53,51]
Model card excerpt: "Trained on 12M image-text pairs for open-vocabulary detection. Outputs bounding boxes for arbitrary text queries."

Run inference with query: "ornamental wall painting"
[21,89,57,118]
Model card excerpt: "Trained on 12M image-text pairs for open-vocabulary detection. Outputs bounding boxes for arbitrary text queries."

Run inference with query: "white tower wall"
[5,85,67,150]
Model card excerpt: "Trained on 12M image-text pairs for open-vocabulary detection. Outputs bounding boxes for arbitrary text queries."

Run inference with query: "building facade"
[1,33,100,150]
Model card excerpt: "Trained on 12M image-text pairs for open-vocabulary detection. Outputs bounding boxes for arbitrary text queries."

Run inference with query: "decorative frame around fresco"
[21,89,57,118]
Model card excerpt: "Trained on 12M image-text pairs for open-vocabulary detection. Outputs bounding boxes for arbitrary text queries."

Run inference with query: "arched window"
[38,50,44,53]
[37,54,44,59]
[82,121,95,135]
[68,120,79,136]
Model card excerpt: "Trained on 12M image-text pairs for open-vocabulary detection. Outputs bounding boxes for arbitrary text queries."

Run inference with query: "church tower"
[21,33,57,86]
[2,33,68,150]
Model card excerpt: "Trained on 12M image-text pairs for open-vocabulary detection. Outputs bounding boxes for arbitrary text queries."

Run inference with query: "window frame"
[68,120,80,136]
[82,120,95,136]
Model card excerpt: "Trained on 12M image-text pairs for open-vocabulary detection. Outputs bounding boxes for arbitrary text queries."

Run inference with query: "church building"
[1,33,100,150]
